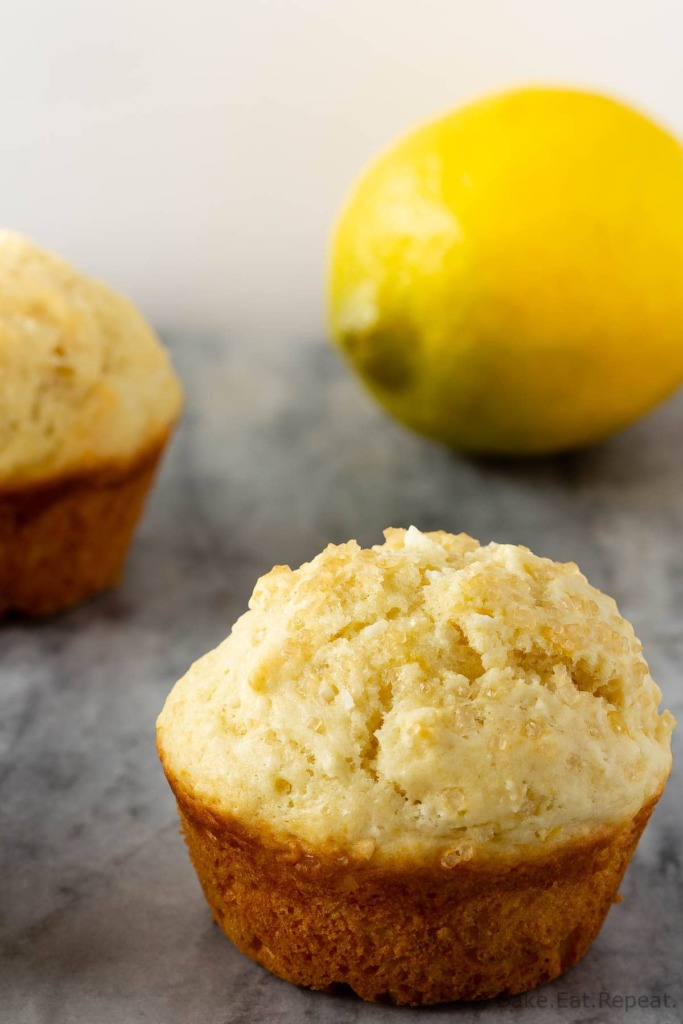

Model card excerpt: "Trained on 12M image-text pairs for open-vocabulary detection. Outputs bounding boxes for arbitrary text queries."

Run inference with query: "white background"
[1,0,681,337]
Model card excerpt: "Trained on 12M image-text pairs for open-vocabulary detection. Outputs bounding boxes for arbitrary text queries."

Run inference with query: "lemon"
[327,87,683,455]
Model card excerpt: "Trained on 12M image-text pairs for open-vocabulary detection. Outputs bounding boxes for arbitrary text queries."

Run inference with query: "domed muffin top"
[0,231,182,485]
[157,528,674,861]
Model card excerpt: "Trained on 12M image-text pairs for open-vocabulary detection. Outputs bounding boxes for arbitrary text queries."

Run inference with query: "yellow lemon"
[327,87,683,455]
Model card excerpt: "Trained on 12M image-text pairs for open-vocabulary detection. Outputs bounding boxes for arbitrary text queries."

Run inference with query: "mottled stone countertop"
[2,333,681,1024]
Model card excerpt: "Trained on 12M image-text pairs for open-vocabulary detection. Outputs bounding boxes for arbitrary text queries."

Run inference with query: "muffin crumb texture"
[0,230,182,486]
[158,527,673,859]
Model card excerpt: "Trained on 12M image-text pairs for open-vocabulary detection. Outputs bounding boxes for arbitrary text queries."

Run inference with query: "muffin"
[157,527,674,1005]
[0,231,182,616]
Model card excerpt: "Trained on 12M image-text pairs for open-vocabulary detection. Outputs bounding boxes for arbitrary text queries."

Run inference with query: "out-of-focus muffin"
[157,527,674,1004]
[0,231,182,615]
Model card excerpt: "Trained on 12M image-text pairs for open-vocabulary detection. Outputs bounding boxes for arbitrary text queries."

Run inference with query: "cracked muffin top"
[157,527,674,861]
[0,231,182,486]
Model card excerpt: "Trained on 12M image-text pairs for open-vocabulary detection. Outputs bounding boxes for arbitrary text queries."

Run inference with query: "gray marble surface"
[1,332,682,1024]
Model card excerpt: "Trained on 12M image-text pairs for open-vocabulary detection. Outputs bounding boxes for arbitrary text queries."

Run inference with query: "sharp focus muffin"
[0,231,182,615]
[157,527,674,1004]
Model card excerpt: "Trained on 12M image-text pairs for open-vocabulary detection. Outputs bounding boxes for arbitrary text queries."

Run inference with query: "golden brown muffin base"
[0,432,172,617]
[166,777,659,1006]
